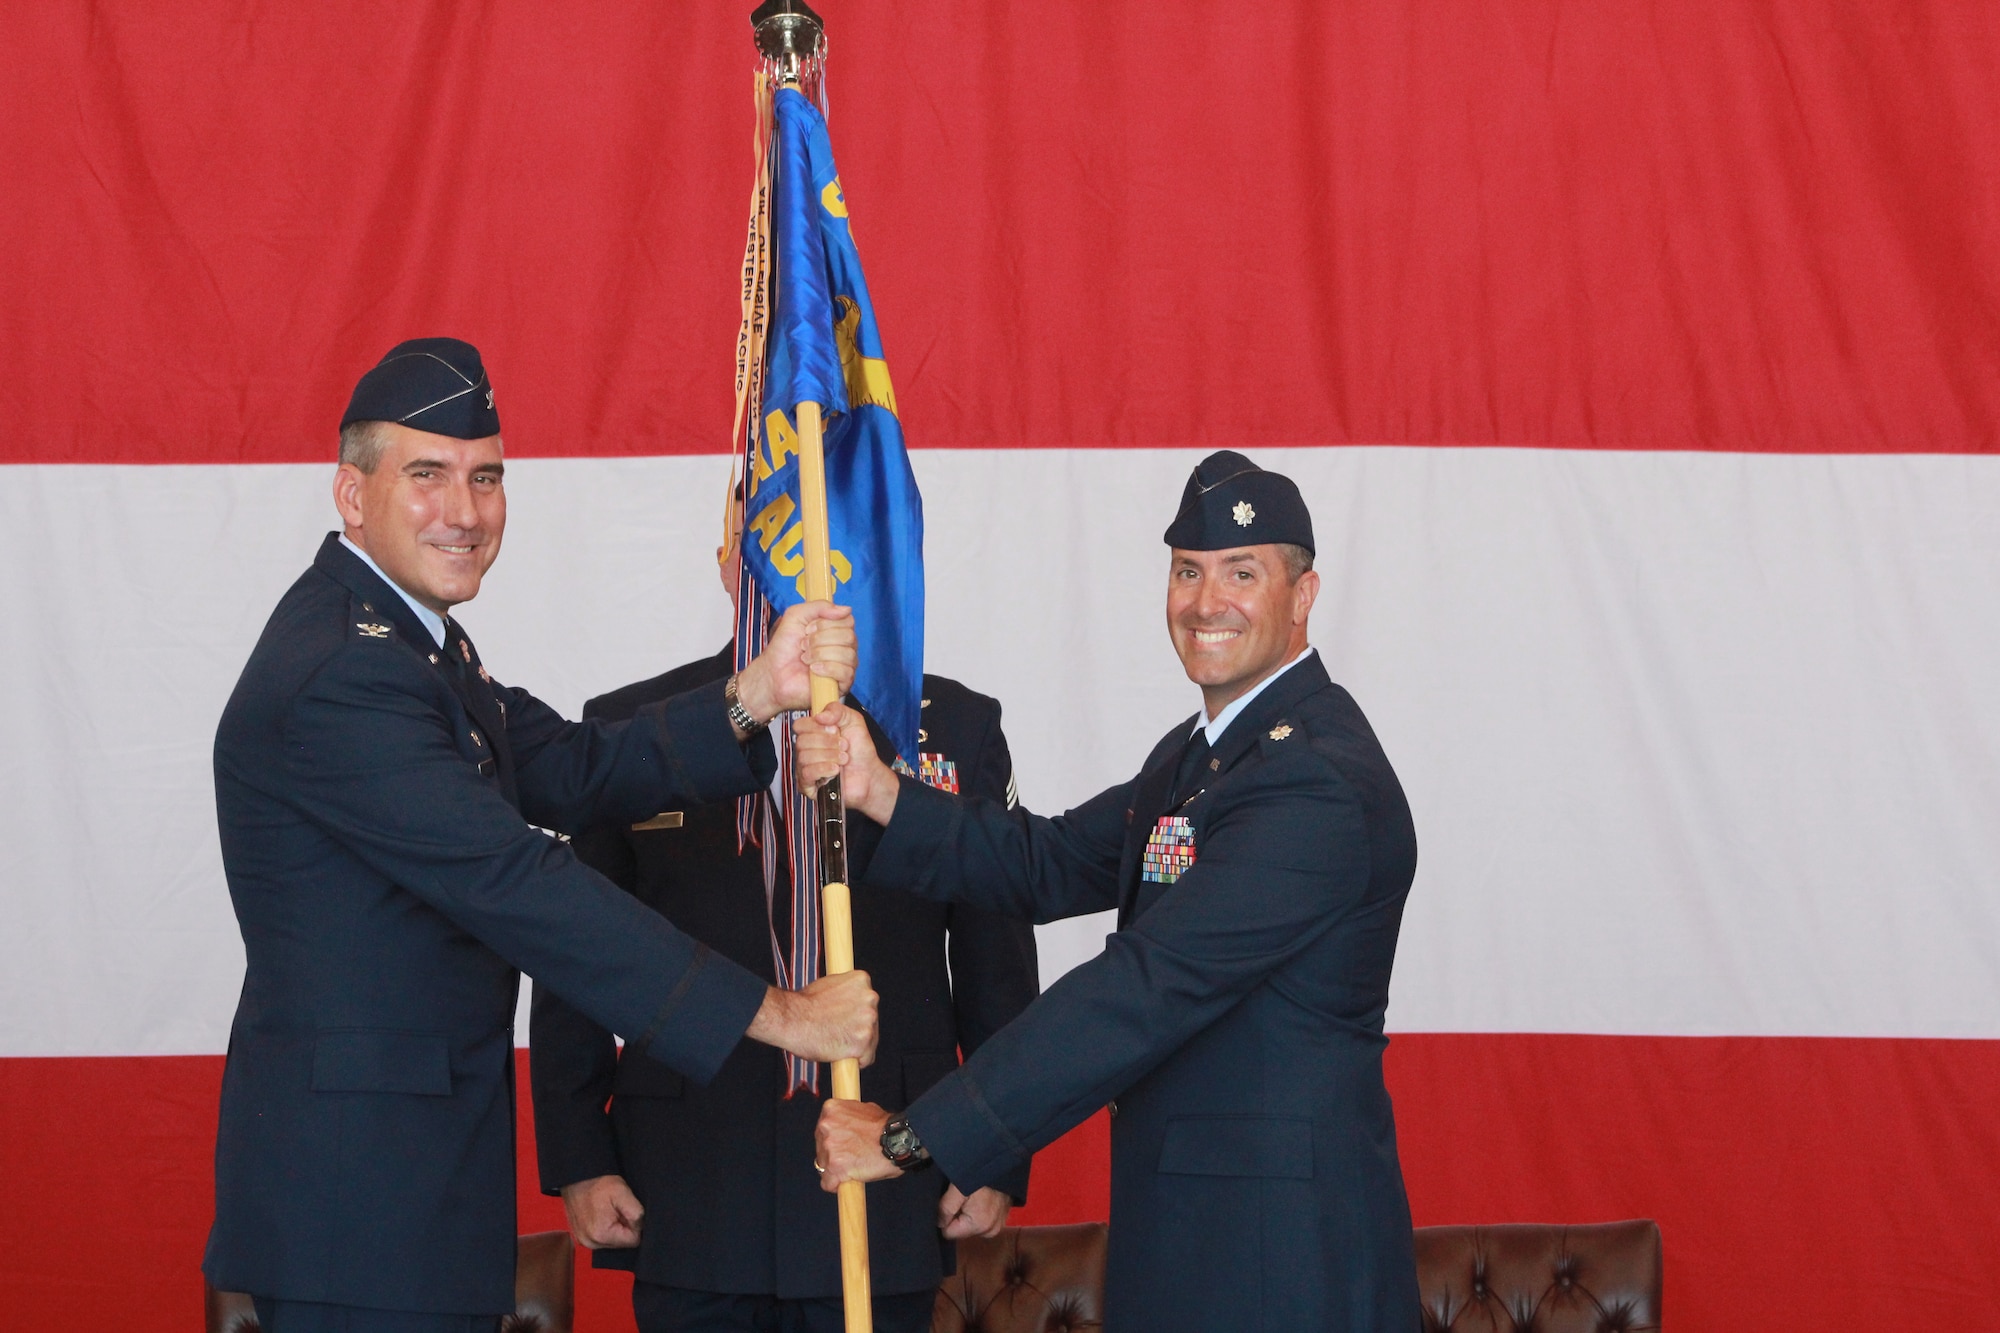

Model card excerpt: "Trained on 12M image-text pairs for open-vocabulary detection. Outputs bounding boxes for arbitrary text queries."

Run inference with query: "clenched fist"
[793,702,899,825]
[560,1174,643,1250]
[813,1098,900,1190]
[731,601,856,734]
[746,969,879,1066]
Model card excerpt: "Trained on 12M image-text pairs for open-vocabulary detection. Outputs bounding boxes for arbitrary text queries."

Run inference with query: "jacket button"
[1107,1098,1119,1118]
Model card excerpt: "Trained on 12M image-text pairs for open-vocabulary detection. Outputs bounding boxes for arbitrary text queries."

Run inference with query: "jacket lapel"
[315,534,519,805]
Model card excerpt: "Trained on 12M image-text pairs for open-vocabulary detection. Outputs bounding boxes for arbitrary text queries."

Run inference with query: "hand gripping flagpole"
[753,14,871,1333]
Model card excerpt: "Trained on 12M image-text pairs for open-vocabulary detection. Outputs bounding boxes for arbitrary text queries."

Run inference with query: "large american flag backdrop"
[3,3,1996,1326]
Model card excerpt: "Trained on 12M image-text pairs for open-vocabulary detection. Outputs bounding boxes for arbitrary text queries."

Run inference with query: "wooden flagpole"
[795,398,873,1333]
[751,6,868,1324]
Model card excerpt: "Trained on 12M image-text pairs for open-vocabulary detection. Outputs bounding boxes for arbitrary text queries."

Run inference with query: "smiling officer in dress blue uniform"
[800,452,1422,1332]
[203,339,879,1333]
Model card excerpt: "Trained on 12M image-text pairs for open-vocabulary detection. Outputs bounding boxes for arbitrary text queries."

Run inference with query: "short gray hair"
[1277,543,1314,582]
[338,420,395,473]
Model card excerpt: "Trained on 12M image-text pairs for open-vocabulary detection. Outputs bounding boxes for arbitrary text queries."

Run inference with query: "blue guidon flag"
[729,82,925,1094]
[743,86,924,762]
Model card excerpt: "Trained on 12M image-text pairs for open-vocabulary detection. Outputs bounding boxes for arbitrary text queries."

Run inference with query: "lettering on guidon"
[1141,815,1198,884]
[892,752,961,795]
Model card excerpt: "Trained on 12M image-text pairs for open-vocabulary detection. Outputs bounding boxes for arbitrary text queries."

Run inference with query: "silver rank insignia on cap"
[1269,723,1293,740]
[356,622,391,639]
[1233,500,1256,526]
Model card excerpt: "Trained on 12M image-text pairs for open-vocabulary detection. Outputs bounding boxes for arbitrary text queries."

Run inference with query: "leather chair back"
[936,1222,1107,1333]
[204,1231,574,1333]
[1415,1221,1661,1332]
[940,1219,1661,1333]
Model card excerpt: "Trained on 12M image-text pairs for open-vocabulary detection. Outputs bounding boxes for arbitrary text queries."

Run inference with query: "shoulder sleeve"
[966,691,1018,810]
[281,645,767,1083]
[498,675,777,835]
[867,775,1130,925]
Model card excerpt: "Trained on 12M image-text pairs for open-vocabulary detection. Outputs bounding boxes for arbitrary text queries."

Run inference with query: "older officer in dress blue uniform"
[801,452,1422,1332]
[529,511,1039,1333]
[204,339,879,1333]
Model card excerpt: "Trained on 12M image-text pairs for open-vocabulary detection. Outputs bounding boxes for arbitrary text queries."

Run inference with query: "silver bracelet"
[724,673,762,735]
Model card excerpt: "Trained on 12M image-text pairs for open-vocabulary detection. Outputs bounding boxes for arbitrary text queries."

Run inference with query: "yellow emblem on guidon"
[1233,500,1256,527]
[833,295,897,416]
[821,178,848,218]
[1269,723,1294,741]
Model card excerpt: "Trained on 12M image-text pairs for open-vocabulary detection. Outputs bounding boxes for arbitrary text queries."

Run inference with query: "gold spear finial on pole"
[752,0,827,102]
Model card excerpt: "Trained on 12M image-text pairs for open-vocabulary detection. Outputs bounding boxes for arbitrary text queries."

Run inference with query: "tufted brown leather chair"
[204,1231,575,1333]
[937,1220,1660,1333]
[935,1222,1107,1333]
[1415,1222,1660,1333]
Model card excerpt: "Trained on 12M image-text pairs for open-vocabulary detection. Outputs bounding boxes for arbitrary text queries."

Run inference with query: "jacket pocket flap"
[1157,1115,1314,1179]
[611,1052,685,1099]
[311,1029,451,1096]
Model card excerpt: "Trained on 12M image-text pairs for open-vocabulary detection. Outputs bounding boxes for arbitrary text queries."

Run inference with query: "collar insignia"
[1268,723,1294,740]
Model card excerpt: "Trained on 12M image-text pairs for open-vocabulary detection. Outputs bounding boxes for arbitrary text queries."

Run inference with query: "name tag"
[1141,815,1197,884]
[631,811,684,832]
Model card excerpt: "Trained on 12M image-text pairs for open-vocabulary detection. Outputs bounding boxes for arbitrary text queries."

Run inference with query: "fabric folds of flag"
[730,82,925,1094]
[746,86,924,762]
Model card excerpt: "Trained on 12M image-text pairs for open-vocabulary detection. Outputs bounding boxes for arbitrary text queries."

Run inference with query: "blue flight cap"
[341,338,500,439]
[1163,450,1315,554]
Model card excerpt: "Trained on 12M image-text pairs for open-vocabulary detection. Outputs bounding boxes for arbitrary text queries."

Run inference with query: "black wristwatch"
[880,1116,933,1171]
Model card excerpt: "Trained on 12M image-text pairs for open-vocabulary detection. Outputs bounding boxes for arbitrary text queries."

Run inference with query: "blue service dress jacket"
[529,649,1039,1299]
[863,653,1421,1332]
[203,535,775,1315]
